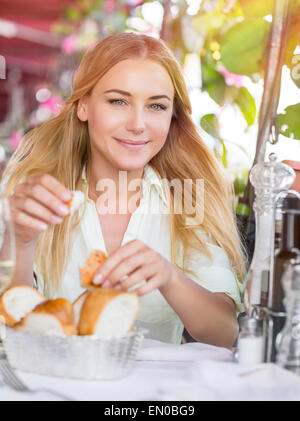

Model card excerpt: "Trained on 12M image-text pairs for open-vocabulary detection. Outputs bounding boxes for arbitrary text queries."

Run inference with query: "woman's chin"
[114,157,149,172]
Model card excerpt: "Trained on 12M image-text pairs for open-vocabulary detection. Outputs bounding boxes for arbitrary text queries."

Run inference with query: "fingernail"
[61,191,72,201]
[52,215,63,224]
[102,280,111,288]
[115,284,123,290]
[58,205,70,216]
[93,274,103,285]
[38,223,48,231]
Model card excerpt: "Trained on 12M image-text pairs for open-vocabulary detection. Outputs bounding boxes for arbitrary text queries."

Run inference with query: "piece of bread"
[73,291,89,327]
[80,250,107,287]
[14,298,77,336]
[67,190,85,215]
[78,288,140,337]
[0,286,46,327]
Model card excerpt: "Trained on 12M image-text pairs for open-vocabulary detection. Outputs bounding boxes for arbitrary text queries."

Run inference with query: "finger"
[134,276,160,296]
[101,281,124,290]
[21,183,71,218]
[102,249,156,286]
[120,264,158,290]
[27,174,72,203]
[14,209,48,232]
[93,239,146,283]
[14,196,64,226]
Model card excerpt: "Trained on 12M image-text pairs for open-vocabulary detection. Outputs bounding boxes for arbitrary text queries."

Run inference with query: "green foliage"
[201,62,226,105]
[65,6,82,21]
[278,103,300,140]
[234,174,247,196]
[229,86,256,126]
[200,113,220,139]
[219,18,271,76]
[200,113,227,167]
[239,0,275,18]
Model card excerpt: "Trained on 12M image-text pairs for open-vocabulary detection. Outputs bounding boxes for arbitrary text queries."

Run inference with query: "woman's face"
[77,59,175,171]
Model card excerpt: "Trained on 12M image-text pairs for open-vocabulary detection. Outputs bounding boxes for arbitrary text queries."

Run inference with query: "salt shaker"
[237,316,264,364]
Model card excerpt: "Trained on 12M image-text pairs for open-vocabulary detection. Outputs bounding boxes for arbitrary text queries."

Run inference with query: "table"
[1,338,300,401]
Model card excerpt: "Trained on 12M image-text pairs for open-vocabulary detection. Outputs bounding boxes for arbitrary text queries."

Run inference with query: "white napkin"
[149,360,300,401]
[136,339,233,363]
[0,384,66,401]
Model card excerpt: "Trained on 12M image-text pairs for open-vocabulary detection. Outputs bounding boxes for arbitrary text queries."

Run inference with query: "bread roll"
[78,288,140,337]
[14,298,77,336]
[73,290,89,327]
[0,286,46,327]
[67,190,85,215]
[80,250,107,287]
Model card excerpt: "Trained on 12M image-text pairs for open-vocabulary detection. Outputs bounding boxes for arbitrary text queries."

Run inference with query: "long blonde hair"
[2,32,246,296]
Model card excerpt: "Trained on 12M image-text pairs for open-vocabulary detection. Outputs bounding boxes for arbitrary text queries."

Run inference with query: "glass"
[237,316,264,364]
[276,263,300,375]
[242,153,296,316]
[0,198,16,295]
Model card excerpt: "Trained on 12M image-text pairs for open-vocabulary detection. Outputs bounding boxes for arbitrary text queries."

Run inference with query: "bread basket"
[2,326,146,380]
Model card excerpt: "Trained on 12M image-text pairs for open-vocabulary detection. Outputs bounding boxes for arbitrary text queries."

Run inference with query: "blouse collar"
[81,163,168,206]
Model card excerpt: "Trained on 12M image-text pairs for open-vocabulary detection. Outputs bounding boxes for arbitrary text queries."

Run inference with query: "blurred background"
[0,0,299,202]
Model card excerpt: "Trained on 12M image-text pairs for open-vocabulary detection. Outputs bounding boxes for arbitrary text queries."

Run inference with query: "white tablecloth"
[1,338,300,401]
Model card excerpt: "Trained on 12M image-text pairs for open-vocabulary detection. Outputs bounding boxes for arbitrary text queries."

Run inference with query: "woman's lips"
[114,138,149,151]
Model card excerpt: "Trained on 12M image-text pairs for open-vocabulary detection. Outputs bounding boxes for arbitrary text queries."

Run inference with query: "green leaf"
[192,11,227,34]
[278,103,300,140]
[234,175,247,196]
[201,62,226,105]
[200,113,220,139]
[200,113,227,167]
[65,7,82,21]
[219,18,271,75]
[220,138,228,168]
[229,86,256,126]
[239,0,275,17]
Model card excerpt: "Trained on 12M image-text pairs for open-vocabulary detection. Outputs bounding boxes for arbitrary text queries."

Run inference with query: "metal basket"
[2,327,146,380]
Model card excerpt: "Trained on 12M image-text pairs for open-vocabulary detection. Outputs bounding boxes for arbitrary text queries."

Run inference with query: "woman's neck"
[87,158,145,214]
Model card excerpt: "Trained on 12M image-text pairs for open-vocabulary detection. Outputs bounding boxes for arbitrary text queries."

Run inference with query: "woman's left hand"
[92,239,174,296]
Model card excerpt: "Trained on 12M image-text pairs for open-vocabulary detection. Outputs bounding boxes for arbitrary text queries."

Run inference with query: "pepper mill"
[242,153,295,318]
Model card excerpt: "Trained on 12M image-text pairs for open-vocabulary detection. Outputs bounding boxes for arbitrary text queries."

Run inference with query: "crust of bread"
[15,298,77,335]
[0,285,46,327]
[80,250,107,286]
[78,288,139,336]
[73,291,89,306]
[73,290,90,327]
[67,192,74,211]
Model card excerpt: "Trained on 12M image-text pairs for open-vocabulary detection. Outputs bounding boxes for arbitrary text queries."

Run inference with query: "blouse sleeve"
[183,231,244,314]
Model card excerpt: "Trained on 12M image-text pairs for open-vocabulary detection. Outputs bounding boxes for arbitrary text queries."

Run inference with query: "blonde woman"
[2,32,246,348]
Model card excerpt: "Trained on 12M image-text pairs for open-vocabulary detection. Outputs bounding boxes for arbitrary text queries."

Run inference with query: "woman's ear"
[77,97,88,122]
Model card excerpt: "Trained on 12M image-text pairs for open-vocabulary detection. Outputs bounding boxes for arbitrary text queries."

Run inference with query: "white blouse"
[35,164,244,344]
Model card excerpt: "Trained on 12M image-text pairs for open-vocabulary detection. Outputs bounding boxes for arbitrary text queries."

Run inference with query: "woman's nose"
[126,108,146,134]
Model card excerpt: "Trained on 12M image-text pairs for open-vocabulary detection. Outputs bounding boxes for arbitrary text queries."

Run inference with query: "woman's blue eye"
[109,99,126,105]
[151,103,167,111]
[108,99,167,111]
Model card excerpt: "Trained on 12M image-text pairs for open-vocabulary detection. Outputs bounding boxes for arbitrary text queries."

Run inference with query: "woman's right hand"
[8,174,72,246]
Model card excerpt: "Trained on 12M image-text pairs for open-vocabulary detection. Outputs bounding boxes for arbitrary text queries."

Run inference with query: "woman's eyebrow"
[103,89,172,102]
